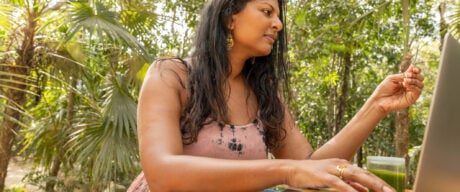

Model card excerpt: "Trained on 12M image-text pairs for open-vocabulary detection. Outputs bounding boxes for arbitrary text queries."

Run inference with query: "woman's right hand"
[286,158,395,192]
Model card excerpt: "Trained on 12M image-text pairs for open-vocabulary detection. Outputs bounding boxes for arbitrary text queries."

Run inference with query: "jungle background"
[0,0,458,191]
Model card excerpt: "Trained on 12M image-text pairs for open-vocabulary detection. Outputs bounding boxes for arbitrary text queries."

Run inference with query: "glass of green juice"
[366,156,406,192]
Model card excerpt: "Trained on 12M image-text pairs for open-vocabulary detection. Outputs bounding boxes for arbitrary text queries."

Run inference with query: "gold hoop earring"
[226,34,234,51]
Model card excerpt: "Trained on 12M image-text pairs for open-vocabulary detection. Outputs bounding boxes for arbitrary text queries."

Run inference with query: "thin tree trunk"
[327,55,338,138]
[395,57,411,188]
[439,1,447,50]
[395,109,410,157]
[395,0,411,158]
[334,52,352,135]
[357,147,363,168]
[0,9,36,191]
[328,85,336,138]
[395,55,411,157]
[396,0,411,188]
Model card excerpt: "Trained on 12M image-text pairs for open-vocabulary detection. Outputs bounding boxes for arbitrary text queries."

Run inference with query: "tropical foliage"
[0,0,458,191]
[288,0,436,156]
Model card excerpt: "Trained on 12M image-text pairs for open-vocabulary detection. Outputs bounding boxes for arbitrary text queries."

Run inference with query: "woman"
[129,0,424,191]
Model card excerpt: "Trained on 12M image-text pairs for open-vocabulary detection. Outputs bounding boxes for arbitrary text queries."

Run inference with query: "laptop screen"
[413,34,460,192]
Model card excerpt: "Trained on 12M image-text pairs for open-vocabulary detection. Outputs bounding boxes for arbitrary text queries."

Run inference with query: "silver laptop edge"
[413,34,460,192]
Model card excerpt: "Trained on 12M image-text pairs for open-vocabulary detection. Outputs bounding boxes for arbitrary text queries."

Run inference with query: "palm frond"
[447,3,460,38]
[0,95,30,129]
[37,70,100,110]
[0,109,28,129]
[0,71,38,91]
[0,64,37,124]
[66,1,151,62]
[0,4,13,31]
[65,73,138,187]
[8,0,25,7]
[69,110,138,187]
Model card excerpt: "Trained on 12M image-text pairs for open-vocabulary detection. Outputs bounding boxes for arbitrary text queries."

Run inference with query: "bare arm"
[313,63,424,160]
[274,58,424,161]
[271,100,385,161]
[311,98,387,160]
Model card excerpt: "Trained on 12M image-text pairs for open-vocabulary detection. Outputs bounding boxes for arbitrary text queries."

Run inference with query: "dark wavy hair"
[181,0,290,150]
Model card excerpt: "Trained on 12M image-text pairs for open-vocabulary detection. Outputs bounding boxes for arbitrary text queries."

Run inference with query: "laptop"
[412,33,460,192]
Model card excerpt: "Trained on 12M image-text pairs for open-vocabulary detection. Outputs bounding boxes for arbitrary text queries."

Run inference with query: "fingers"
[322,174,359,192]
[290,159,397,192]
[401,65,424,91]
[341,166,395,192]
[288,159,358,192]
[347,182,368,192]
[403,66,424,91]
[327,160,395,192]
[403,77,424,90]
[405,65,424,80]
[328,163,359,192]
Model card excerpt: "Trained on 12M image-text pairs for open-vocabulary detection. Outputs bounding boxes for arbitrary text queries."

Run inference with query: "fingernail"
[383,185,395,192]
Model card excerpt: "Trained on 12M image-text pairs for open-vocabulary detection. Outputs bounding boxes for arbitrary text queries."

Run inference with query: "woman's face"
[229,0,283,57]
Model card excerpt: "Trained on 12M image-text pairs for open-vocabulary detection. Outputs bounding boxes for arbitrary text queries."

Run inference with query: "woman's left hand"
[370,55,425,114]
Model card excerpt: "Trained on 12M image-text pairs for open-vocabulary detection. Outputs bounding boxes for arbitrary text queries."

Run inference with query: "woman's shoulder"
[150,57,189,75]
[147,57,189,89]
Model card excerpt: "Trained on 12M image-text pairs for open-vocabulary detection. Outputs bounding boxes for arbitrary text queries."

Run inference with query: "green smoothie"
[368,168,405,192]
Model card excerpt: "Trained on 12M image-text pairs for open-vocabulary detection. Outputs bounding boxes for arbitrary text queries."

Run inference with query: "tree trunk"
[357,147,363,168]
[439,1,447,50]
[395,54,411,186]
[395,55,411,157]
[395,109,410,157]
[327,55,338,139]
[328,85,336,138]
[397,0,411,187]
[334,52,352,135]
[45,158,61,192]
[0,9,36,191]
[0,89,27,191]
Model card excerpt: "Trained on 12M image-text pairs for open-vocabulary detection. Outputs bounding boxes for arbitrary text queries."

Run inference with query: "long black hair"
[181,0,291,150]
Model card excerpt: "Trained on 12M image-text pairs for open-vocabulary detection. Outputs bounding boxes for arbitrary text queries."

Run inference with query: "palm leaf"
[66,73,138,187]
[65,2,151,62]
[448,3,460,38]
[0,72,38,94]
[101,76,137,138]
[0,4,12,31]
[0,64,36,127]
[0,108,28,129]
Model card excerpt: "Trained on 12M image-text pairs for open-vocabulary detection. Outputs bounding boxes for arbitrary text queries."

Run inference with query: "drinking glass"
[366,156,406,192]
